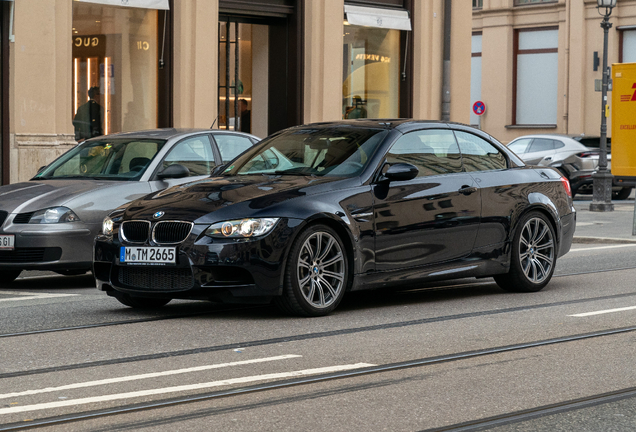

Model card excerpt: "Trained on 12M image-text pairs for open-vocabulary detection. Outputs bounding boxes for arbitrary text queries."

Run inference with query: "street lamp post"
[590,0,617,212]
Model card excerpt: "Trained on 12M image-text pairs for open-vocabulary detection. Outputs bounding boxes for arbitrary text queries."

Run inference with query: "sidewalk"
[573,195,636,244]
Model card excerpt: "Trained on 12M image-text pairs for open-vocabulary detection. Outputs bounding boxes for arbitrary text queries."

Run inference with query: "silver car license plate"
[120,246,176,264]
[0,235,14,250]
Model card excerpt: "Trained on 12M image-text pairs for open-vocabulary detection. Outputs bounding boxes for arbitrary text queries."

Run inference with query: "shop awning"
[344,5,411,31]
[75,0,169,10]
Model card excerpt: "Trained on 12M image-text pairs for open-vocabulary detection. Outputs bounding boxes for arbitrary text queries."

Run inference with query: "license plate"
[120,247,176,264]
[0,235,14,250]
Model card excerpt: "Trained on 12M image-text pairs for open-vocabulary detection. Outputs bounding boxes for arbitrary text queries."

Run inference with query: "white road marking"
[0,354,302,401]
[569,244,636,252]
[569,305,636,317]
[0,291,78,303]
[0,362,375,415]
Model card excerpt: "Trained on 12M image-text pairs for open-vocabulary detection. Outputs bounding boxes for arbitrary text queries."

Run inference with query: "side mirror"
[157,164,190,179]
[383,163,419,182]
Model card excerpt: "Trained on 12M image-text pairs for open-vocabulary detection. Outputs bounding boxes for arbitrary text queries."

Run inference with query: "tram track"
[3,287,636,380]
[3,264,636,342]
[2,324,636,431]
[421,387,636,431]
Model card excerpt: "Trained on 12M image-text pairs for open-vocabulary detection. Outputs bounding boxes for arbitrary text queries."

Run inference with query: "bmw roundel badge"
[153,211,165,219]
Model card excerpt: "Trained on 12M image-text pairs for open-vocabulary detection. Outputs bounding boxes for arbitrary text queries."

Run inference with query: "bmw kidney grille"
[120,221,151,243]
[152,221,194,245]
[121,220,193,245]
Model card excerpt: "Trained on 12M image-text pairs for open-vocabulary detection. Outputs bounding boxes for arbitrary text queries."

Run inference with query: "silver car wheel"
[519,217,555,284]
[297,231,345,309]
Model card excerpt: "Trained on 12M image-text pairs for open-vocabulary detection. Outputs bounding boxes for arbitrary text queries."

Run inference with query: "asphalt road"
[2,228,636,430]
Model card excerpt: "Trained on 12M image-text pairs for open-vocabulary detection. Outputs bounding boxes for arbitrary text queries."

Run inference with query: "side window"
[507,138,532,154]
[455,131,507,172]
[163,135,216,176]
[528,138,555,153]
[554,140,565,149]
[386,130,462,178]
[119,141,159,176]
[214,135,254,163]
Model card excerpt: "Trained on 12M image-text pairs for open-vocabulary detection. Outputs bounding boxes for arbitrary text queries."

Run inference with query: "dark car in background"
[94,120,575,316]
[0,129,258,283]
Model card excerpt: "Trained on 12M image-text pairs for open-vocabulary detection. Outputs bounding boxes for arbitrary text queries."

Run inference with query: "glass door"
[218,20,254,135]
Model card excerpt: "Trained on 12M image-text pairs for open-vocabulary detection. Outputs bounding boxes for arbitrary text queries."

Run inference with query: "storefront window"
[342,24,400,119]
[72,3,158,140]
[218,21,253,133]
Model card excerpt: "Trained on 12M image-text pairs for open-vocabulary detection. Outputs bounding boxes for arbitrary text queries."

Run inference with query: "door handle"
[458,185,478,195]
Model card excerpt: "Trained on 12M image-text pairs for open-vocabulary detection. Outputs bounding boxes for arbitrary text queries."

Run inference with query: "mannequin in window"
[73,86,104,141]
[239,99,251,134]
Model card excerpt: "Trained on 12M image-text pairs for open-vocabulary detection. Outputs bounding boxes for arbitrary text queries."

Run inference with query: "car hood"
[0,180,152,222]
[123,175,350,223]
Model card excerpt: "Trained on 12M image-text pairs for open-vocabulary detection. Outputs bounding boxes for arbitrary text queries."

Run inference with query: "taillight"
[559,175,572,198]
[576,151,599,158]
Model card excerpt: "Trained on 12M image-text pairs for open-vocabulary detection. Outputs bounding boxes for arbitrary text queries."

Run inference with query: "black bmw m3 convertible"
[94,120,575,316]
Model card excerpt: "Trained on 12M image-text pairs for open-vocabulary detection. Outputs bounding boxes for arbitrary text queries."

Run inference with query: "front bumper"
[94,218,303,303]
[0,222,98,271]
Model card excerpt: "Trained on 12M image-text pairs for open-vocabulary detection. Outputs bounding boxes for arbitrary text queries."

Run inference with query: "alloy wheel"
[519,217,555,284]
[297,231,345,309]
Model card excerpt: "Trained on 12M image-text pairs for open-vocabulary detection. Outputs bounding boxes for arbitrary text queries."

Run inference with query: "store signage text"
[355,54,391,63]
[136,41,150,51]
[74,37,99,48]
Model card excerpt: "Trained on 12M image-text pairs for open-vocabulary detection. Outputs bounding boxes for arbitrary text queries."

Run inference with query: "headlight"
[102,216,114,235]
[205,218,279,238]
[29,207,80,224]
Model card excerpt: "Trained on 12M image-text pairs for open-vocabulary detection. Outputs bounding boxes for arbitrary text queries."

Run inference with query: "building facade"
[472,0,636,143]
[0,0,473,185]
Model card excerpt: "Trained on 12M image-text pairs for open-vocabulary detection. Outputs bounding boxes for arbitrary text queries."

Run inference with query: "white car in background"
[506,134,633,199]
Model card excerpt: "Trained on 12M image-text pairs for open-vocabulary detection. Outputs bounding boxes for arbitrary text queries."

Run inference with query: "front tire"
[275,224,349,317]
[494,212,556,293]
[113,291,171,309]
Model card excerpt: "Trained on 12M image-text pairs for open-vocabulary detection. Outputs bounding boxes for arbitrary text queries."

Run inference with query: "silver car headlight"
[205,218,279,239]
[29,207,80,224]
[102,216,114,235]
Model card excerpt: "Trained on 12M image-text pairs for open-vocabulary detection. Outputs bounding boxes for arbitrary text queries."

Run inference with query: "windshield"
[34,138,166,181]
[223,127,388,177]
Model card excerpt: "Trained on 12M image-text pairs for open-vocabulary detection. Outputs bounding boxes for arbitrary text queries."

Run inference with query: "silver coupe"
[0,128,258,283]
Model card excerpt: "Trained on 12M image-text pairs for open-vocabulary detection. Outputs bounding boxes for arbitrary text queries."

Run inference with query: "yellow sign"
[611,63,636,177]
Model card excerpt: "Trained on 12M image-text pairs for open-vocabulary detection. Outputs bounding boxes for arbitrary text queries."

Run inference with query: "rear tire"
[274,224,349,317]
[494,211,556,293]
[113,291,171,309]
[0,270,22,285]
[612,187,632,200]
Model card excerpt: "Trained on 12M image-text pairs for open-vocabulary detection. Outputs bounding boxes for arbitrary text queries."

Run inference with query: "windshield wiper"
[273,168,317,176]
[41,175,112,180]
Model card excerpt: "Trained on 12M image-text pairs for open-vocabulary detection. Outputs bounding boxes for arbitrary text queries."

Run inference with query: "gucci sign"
[74,37,99,48]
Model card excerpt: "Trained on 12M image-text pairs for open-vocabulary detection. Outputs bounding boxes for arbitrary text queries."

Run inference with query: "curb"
[572,236,636,244]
